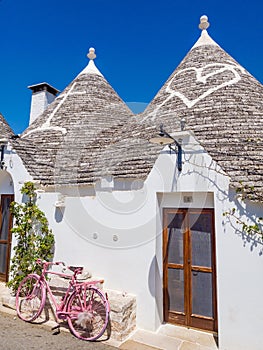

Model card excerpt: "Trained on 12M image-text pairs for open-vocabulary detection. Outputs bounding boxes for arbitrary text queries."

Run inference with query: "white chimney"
[28,82,59,124]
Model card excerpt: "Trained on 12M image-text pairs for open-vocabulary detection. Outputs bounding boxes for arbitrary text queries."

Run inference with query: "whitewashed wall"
[2,143,32,202]
[0,170,14,195]
[6,132,263,349]
[215,195,263,350]
[0,143,33,258]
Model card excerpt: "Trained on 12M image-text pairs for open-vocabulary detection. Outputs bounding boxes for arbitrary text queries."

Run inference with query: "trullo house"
[0,15,262,350]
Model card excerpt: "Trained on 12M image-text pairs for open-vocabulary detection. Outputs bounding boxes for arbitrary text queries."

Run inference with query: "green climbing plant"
[7,181,55,293]
[223,182,263,240]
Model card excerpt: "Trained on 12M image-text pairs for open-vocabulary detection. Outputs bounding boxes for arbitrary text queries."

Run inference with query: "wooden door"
[0,194,14,282]
[163,208,217,332]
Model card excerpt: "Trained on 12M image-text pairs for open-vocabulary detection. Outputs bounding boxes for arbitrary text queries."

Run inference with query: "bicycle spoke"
[16,274,46,322]
[67,286,109,341]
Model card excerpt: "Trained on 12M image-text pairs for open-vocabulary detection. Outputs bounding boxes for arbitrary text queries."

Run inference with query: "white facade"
[216,197,263,350]
[5,131,262,349]
[0,142,32,201]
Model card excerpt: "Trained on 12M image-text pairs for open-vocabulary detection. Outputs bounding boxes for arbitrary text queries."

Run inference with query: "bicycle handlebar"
[36,259,83,276]
[36,259,65,267]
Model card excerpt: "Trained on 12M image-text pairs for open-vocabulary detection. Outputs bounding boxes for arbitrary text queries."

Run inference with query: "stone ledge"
[107,289,136,342]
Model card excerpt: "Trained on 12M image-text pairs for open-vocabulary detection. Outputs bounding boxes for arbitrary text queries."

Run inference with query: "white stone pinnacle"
[78,47,103,77]
[191,15,218,49]
[199,15,210,30]
[87,47,96,60]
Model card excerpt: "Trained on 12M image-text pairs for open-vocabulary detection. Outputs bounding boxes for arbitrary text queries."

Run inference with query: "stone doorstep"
[121,326,218,350]
[158,324,218,349]
[0,280,136,343]
[129,329,183,350]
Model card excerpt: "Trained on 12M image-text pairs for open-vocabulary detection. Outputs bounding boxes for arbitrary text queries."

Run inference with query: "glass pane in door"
[190,213,212,267]
[0,196,12,241]
[168,268,184,313]
[167,213,184,265]
[192,271,213,317]
[0,244,7,274]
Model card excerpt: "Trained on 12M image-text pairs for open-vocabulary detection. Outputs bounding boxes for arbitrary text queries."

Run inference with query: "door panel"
[0,195,14,282]
[0,244,7,274]
[168,268,185,313]
[190,213,212,267]
[167,213,184,265]
[192,271,213,317]
[163,208,217,332]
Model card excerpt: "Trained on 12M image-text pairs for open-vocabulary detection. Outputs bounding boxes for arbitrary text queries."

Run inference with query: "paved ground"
[0,305,219,350]
[0,310,117,350]
[0,282,219,350]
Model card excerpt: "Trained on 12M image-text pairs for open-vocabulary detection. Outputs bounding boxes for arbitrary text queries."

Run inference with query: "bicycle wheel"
[16,274,46,322]
[67,285,109,341]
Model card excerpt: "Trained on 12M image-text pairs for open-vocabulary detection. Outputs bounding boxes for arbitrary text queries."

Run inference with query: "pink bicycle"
[15,259,110,341]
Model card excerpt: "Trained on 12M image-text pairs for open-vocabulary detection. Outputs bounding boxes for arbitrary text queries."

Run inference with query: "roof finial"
[87,47,96,60]
[199,15,210,30]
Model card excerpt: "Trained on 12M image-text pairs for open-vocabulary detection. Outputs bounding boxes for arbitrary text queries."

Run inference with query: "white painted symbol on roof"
[146,60,247,120]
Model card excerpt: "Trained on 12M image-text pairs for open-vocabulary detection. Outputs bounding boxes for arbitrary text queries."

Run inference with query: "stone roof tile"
[0,113,14,139]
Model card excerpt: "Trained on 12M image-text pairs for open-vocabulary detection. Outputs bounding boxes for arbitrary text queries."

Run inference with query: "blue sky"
[0,0,262,134]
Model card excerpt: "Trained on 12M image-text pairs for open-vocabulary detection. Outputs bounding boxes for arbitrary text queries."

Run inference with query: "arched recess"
[0,171,14,282]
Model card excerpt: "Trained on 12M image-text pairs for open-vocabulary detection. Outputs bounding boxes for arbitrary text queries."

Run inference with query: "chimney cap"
[28,82,60,95]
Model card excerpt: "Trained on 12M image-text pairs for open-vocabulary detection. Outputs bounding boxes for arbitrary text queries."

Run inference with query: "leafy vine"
[224,182,263,240]
[7,182,55,293]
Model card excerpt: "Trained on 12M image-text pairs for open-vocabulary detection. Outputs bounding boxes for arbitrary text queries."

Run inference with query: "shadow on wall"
[225,190,263,256]
[54,207,65,223]
[179,152,229,202]
[178,151,263,254]
[148,256,163,323]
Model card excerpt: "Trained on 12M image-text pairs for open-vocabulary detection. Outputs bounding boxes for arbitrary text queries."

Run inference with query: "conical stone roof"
[141,16,263,201]
[13,49,134,186]
[0,113,14,139]
[12,19,263,201]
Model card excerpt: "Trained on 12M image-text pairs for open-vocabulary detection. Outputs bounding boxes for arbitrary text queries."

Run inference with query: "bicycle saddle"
[68,266,83,273]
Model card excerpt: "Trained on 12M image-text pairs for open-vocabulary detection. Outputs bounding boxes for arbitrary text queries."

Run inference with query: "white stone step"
[120,325,218,350]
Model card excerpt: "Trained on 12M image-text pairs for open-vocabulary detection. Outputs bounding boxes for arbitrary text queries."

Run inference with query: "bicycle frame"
[16,259,110,341]
[39,266,76,322]
[36,261,108,322]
